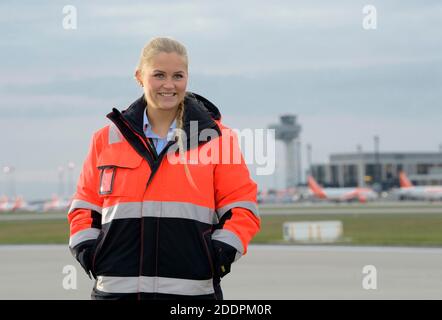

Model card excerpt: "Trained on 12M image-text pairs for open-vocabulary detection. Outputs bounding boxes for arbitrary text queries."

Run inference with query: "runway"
[0,244,441,300]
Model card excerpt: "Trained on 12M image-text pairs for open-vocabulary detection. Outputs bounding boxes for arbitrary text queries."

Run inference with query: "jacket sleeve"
[212,127,260,272]
[67,131,104,277]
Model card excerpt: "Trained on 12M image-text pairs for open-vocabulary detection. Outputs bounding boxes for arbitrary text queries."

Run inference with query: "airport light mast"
[58,166,65,198]
[67,161,75,197]
[268,115,302,188]
[2,165,16,198]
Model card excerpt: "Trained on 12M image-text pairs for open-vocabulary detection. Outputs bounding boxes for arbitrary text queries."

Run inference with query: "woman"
[67,37,260,300]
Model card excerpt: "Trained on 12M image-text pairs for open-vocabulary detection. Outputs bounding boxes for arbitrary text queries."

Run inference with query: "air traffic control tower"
[268,115,302,188]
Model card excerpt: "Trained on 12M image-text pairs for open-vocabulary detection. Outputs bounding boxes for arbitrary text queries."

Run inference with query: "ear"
[135,69,143,86]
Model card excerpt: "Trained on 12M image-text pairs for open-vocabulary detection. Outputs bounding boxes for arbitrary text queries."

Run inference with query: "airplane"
[43,194,72,211]
[258,187,299,204]
[14,196,45,212]
[307,176,378,203]
[0,195,13,212]
[1,194,74,213]
[0,195,39,212]
[257,188,268,204]
[12,196,27,211]
[397,171,442,201]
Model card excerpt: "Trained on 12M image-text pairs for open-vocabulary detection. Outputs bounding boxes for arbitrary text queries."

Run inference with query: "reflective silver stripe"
[102,202,142,224]
[68,199,102,214]
[142,202,218,225]
[108,124,123,144]
[155,276,214,296]
[96,276,138,293]
[212,228,244,257]
[102,201,218,225]
[69,228,100,248]
[96,276,214,296]
[234,251,242,262]
[216,201,259,219]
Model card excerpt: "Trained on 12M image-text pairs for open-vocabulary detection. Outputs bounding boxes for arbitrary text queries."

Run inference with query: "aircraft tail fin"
[12,196,24,211]
[0,195,8,210]
[399,171,413,188]
[307,176,327,199]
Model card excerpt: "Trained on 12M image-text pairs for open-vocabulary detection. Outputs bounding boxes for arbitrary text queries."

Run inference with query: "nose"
[162,78,175,90]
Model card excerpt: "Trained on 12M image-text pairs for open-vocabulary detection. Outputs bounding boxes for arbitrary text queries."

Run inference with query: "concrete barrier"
[283,221,343,242]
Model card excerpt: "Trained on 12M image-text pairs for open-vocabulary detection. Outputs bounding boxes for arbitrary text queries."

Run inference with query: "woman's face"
[137,52,188,112]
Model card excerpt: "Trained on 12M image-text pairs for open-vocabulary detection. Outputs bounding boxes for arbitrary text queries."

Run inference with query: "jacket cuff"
[70,240,96,279]
[212,239,237,278]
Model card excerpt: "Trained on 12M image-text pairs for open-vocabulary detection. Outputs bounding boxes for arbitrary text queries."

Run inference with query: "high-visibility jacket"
[67,92,260,299]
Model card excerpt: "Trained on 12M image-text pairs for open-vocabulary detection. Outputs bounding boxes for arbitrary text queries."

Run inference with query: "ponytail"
[175,100,197,190]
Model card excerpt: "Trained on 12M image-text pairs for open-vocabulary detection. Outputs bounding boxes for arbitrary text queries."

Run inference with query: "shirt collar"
[143,108,177,141]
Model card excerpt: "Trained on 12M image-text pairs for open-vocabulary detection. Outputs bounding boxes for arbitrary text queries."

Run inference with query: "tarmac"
[1,244,441,300]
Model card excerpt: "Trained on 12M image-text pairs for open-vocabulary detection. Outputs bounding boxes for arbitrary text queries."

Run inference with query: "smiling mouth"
[158,92,177,97]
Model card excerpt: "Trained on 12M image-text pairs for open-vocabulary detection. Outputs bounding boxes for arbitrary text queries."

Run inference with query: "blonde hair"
[136,37,188,73]
[136,37,196,188]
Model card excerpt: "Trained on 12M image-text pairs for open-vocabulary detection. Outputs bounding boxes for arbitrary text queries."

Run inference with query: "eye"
[173,74,184,80]
[153,73,165,79]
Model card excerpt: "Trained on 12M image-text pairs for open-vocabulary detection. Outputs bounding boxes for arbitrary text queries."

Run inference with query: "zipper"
[145,143,174,300]
[107,111,156,300]
[146,137,158,159]
[145,140,176,190]
[108,111,178,299]
[107,108,216,298]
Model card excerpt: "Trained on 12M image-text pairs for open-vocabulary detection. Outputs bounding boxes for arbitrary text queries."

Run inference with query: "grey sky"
[0,0,441,199]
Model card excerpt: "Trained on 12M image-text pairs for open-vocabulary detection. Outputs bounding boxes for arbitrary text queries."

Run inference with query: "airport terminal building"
[311,152,442,190]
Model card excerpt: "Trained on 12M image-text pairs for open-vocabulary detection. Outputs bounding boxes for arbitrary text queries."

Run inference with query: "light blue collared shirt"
[143,109,177,155]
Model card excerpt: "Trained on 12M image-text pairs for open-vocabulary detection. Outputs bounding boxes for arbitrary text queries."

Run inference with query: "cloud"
[0,94,115,118]
[1,0,441,198]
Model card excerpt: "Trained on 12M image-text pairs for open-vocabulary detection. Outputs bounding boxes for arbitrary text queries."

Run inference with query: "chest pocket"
[96,145,144,197]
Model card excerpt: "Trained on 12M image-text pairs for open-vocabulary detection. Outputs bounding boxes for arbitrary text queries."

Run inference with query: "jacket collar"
[111,92,222,146]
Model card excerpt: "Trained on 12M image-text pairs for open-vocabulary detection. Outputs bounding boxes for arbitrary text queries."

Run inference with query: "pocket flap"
[97,144,143,169]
